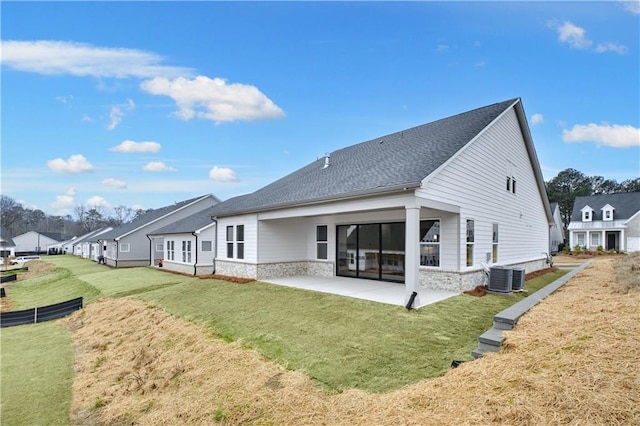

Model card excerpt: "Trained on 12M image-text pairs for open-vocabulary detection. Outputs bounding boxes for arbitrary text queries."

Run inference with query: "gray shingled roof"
[148,208,216,235]
[0,227,16,246]
[212,98,520,217]
[99,195,212,240]
[570,192,640,222]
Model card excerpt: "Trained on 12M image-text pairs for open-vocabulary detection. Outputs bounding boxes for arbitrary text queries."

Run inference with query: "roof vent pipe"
[322,154,330,169]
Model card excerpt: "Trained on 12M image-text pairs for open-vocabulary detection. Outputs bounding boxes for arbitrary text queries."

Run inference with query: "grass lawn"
[137,269,567,392]
[1,253,568,418]
[0,321,74,426]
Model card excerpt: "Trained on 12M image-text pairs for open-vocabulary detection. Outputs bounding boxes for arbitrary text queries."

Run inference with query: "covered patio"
[262,275,458,308]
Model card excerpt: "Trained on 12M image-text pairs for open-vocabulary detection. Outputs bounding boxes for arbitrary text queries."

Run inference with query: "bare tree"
[0,195,23,233]
[110,205,134,227]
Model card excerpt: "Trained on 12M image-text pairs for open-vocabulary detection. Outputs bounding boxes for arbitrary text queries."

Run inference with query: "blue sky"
[2,1,639,217]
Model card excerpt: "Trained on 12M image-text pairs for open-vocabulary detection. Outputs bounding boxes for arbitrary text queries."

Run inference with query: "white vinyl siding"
[417,106,549,268]
[216,215,258,263]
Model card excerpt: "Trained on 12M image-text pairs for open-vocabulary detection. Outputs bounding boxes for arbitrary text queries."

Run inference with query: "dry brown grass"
[614,252,640,293]
[65,257,640,425]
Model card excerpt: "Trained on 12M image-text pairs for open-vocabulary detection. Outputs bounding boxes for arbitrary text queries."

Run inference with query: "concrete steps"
[472,261,592,358]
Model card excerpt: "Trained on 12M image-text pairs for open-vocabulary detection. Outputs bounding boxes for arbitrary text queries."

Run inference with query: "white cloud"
[556,21,592,49]
[49,187,76,212]
[531,113,544,125]
[82,114,94,122]
[0,40,192,79]
[109,140,161,153]
[126,98,135,110]
[209,166,238,182]
[47,154,94,174]
[620,0,640,14]
[552,21,627,55]
[102,178,127,189]
[143,161,177,172]
[436,44,449,53]
[595,42,628,54]
[56,95,73,103]
[85,195,110,209]
[563,123,640,148]
[107,106,123,130]
[140,75,285,124]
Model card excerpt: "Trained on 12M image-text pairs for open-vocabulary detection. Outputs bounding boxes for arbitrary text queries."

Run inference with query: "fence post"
[34,307,38,323]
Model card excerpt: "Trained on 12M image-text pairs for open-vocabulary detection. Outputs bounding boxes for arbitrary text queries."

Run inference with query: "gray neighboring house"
[70,227,113,260]
[0,227,16,259]
[568,192,640,252]
[147,208,217,276]
[549,202,565,254]
[98,195,219,267]
[209,98,554,305]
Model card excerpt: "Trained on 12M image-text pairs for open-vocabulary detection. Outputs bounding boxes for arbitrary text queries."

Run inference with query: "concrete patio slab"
[261,275,458,308]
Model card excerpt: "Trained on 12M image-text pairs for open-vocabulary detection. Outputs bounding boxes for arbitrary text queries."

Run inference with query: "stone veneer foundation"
[419,258,548,292]
[214,260,334,280]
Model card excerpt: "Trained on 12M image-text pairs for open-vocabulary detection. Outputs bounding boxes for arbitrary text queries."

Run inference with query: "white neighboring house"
[568,192,640,252]
[69,227,113,260]
[549,202,565,254]
[0,227,16,260]
[12,231,71,255]
[97,195,219,267]
[147,208,217,276]
[209,98,554,304]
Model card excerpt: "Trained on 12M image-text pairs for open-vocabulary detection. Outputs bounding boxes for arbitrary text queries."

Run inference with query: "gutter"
[214,183,421,218]
[146,234,153,267]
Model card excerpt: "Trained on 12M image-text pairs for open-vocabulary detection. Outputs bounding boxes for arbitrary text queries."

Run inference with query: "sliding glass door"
[336,222,405,283]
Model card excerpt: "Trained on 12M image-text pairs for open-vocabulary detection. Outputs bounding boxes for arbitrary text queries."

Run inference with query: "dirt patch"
[65,258,640,425]
[202,274,255,284]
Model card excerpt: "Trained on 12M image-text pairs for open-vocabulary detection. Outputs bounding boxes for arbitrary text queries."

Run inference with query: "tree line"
[0,195,151,238]
[1,168,638,239]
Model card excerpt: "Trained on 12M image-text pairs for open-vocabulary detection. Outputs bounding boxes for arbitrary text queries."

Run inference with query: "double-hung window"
[182,240,192,263]
[492,223,499,263]
[236,225,245,260]
[466,220,475,267]
[419,220,440,267]
[316,225,328,260]
[226,226,234,258]
[167,241,175,261]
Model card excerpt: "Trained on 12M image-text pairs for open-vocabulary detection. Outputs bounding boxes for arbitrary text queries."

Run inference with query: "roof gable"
[148,208,216,236]
[213,98,526,217]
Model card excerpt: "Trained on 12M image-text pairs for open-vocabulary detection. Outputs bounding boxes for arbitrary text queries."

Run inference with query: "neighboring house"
[98,195,219,267]
[549,202,565,254]
[70,227,113,260]
[209,98,553,304]
[567,192,640,252]
[13,231,72,255]
[147,208,217,275]
[0,227,17,259]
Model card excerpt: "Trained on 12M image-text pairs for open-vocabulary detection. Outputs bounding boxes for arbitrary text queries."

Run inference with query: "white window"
[155,243,163,252]
[506,162,516,194]
[226,226,234,258]
[605,210,611,220]
[316,225,328,260]
[492,223,499,263]
[182,240,192,263]
[236,225,244,260]
[167,240,175,261]
[419,220,440,267]
[466,219,474,267]
[576,233,586,247]
[202,240,212,252]
[590,233,600,247]
[120,243,130,252]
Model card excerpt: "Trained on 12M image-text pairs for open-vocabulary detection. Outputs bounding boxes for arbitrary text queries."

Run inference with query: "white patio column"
[405,205,420,307]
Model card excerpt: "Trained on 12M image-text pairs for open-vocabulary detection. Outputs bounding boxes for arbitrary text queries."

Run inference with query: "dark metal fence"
[1,297,83,328]
[0,274,17,283]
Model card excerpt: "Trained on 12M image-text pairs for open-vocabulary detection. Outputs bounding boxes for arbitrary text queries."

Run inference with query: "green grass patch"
[137,269,567,393]
[5,267,102,310]
[0,321,74,426]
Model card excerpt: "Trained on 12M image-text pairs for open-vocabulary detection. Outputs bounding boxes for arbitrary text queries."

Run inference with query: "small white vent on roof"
[322,154,330,169]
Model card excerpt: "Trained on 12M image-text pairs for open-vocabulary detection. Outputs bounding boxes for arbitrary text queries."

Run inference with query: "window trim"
[466,219,475,267]
[119,243,130,252]
[201,240,212,252]
[419,218,440,268]
[492,223,499,263]
[316,225,328,260]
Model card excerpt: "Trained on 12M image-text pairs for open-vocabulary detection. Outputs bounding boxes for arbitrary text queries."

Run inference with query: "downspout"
[115,238,119,268]
[146,234,153,267]
[211,217,217,275]
[192,232,198,276]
